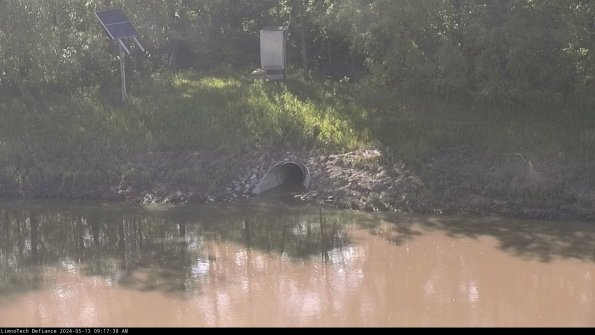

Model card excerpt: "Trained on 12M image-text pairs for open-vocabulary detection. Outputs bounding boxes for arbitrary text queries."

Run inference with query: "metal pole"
[119,44,127,103]
[133,36,145,53]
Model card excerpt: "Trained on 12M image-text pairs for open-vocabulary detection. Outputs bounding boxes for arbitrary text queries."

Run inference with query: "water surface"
[0,200,594,327]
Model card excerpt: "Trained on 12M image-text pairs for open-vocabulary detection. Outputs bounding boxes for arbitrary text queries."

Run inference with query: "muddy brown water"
[0,200,593,327]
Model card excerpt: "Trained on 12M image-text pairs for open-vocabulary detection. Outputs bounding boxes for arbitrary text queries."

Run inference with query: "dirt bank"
[2,148,594,221]
[96,148,595,221]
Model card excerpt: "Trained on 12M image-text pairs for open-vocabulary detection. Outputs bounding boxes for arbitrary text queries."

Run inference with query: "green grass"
[124,72,368,153]
[337,81,595,163]
[0,69,593,196]
[0,71,370,194]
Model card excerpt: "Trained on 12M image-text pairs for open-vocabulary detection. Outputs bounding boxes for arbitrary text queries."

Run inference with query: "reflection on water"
[0,200,594,327]
[0,201,344,298]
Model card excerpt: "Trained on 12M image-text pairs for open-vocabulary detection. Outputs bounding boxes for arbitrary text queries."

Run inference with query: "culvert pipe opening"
[253,161,311,194]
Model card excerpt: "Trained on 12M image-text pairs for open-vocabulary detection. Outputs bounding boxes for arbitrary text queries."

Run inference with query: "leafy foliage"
[0,0,594,192]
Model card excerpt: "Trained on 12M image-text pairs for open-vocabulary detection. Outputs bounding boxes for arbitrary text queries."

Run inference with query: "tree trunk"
[298,1,309,75]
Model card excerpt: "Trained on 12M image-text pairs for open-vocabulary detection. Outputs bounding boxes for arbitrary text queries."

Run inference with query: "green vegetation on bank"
[2,70,594,170]
[0,68,594,204]
[0,71,369,194]
[0,0,594,201]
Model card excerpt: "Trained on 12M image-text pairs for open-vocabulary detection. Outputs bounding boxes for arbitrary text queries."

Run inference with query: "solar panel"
[95,9,140,39]
[95,9,129,25]
[95,8,146,104]
[105,22,140,39]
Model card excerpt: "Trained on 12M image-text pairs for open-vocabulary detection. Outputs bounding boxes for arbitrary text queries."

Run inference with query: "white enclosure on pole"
[260,27,286,80]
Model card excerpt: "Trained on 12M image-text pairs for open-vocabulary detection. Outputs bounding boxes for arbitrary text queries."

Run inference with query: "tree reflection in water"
[2,201,595,326]
[0,201,350,298]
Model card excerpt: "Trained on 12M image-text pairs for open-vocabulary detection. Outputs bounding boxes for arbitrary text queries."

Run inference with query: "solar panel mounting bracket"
[95,8,145,103]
